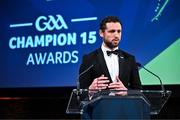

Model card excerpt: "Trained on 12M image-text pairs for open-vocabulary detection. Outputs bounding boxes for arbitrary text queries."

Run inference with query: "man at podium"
[79,16,142,92]
[69,17,169,119]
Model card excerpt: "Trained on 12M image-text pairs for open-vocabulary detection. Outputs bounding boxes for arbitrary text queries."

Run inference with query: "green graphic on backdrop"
[140,38,180,85]
[151,0,170,22]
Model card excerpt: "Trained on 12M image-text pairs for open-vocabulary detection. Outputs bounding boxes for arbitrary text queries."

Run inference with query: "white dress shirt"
[101,43,119,82]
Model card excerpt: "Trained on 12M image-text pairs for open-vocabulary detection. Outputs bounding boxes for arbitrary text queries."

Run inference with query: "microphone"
[136,62,166,96]
[76,64,94,99]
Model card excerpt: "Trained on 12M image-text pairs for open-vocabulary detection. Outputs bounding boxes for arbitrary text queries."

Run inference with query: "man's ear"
[99,30,104,37]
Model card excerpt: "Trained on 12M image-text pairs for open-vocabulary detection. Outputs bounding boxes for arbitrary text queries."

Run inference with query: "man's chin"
[112,41,119,46]
[109,45,118,49]
[112,43,119,48]
[105,42,119,49]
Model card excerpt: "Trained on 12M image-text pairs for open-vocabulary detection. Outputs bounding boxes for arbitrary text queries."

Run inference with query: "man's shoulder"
[81,48,101,64]
[120,49,135,59]
[83,48,101,58]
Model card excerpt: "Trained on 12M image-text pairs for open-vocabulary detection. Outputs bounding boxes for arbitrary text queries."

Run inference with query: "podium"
[66,89,171,119]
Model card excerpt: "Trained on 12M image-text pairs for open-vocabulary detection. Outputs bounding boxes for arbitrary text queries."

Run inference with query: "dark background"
[0,85,179,119]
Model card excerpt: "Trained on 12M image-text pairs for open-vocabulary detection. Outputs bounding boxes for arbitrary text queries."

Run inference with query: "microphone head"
[136,62,142,67]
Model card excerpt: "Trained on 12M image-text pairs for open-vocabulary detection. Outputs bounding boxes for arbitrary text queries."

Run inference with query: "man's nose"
[114,32,120,37]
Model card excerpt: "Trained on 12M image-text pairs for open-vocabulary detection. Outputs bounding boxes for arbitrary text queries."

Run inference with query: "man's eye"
[109,30,115,33]
[108,30,121,33]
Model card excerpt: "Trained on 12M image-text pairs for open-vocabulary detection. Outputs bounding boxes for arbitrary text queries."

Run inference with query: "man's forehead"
[105,22,121,29]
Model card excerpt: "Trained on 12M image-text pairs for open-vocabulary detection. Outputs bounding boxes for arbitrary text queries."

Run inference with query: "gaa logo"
[35,14,68,32]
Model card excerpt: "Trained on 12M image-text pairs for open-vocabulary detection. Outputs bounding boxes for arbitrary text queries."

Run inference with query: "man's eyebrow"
[108,29,121,32]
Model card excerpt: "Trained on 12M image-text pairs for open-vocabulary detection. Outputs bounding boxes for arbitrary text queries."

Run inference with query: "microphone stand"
[137,63,166,97]
[76,65,94,101]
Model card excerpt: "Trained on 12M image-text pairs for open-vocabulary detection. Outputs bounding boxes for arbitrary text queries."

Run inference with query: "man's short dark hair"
[99,16,122,32]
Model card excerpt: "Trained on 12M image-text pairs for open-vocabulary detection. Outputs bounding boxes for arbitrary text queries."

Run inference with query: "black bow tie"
[106,50,119,56]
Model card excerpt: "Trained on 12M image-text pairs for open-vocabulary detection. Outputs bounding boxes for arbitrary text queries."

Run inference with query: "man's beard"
[105,41,118,49]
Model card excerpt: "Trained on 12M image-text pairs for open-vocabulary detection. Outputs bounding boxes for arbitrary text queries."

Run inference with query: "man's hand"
[108,76,127,96]
[108,76,127,90]
[89,74,109,90]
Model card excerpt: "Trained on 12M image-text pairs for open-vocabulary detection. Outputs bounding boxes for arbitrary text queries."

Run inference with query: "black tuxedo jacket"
[79,48,142,90]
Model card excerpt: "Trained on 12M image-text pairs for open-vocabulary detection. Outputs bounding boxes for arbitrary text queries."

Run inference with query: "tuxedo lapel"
[96,49,112,82]
[118,50,125,79]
